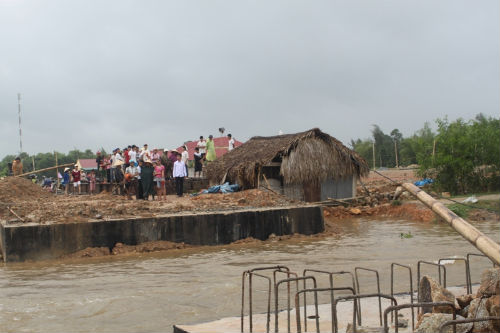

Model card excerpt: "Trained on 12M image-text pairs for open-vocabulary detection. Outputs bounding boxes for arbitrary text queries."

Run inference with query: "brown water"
[0,218,498,333]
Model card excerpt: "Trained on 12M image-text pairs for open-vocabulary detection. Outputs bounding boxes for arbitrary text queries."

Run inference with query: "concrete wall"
[0,206,324,262]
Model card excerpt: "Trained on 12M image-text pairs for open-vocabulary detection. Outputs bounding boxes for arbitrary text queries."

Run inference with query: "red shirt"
[124,150,130,164]
[71,170,81,182]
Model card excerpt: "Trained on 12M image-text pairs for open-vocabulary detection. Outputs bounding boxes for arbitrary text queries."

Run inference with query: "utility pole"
[18,93,23,154]
[372,141,376,169]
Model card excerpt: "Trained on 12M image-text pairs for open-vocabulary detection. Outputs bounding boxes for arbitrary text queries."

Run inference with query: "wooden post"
[394,140,399,168]
[432,139,436,166]
[55,151,59,195]
[32,156,35,171]
[372,141,376,169]
[402,183,500,265]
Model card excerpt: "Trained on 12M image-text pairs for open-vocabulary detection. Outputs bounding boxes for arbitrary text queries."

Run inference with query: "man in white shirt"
[227,134,235,151]
[197,136,207,158]
[129,145,137,165]
[139,144,150,161]
[181,146,189,178]
[173,153,187,197]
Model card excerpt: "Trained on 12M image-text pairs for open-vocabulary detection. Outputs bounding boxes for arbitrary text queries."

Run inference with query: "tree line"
[350,114,500,194]
[0,148,107,178]
[1,114,498,194]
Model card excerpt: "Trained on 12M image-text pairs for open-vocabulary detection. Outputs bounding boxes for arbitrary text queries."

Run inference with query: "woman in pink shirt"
[153,160,165,200]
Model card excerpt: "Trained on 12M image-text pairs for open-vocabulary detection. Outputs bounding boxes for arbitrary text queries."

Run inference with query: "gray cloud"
[1,0,498,156]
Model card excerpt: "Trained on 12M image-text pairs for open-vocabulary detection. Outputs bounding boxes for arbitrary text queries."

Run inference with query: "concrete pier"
[0,205,323,262]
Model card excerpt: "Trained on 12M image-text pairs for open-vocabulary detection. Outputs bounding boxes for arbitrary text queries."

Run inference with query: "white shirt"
[181,150,189,163]
[197,140,206,154]
[228,138,235,151]
[112,153,124,167]
[173,160,187,177]
[129,150,137,163]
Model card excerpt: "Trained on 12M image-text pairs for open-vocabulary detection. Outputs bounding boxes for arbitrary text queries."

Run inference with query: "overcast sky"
[1,0,498,157]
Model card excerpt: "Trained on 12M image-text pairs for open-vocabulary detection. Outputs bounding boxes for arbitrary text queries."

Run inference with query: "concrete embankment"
[0,205,324,262]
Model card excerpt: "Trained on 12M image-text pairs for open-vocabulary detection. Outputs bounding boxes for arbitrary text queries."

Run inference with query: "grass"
[446,200,500,218]
[391,200,402,206]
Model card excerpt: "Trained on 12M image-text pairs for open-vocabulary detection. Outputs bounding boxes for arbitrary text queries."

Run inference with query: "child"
[153,160,165,200]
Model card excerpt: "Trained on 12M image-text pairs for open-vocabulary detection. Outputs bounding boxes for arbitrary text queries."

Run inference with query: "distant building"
[206,128,369,202]
[176,136,243,160]
[75,159,98,171]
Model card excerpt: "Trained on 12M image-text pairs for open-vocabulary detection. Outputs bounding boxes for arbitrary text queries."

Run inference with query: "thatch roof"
[206,128,369,188]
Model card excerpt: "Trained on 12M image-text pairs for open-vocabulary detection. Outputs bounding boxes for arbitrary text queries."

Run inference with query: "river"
[0,217,498,332]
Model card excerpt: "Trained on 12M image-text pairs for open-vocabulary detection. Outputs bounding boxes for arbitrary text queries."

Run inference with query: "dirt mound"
[0,177,51,204]
[323,202,435,223]
[191,189,296,209]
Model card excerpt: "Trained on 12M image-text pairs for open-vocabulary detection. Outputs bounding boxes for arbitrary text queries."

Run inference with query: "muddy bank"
[61,240,192,259]
[58,202,433,260]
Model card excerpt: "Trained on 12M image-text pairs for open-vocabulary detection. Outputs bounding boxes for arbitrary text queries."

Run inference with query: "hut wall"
[283,183,304,201]
[320,176,355,200]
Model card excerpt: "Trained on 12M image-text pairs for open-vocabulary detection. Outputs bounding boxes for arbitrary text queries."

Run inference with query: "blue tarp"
[414,178,434,187]
[192,182,240,196]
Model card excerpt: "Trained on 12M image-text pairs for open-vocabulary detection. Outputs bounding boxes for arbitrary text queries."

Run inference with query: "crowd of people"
[57,134,235,200]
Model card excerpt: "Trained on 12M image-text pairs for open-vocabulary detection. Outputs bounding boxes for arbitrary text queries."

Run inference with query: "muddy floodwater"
[0,218,498,333]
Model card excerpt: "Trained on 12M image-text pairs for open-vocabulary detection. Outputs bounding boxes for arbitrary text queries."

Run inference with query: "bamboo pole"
[14,163,74,178]
[402,183,500,265]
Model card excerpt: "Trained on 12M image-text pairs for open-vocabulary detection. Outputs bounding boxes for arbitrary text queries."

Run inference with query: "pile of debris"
[415,267,499,332]
[0,179,300,224]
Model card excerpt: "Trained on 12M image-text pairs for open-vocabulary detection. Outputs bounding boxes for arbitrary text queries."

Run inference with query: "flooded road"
[0,218,498,333]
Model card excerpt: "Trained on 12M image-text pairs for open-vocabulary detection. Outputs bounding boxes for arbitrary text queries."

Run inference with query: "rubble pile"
[0,185,300,224]
[415,268,500,333]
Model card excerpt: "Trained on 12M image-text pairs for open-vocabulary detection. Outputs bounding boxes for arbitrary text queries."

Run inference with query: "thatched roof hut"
[206,128,369,192]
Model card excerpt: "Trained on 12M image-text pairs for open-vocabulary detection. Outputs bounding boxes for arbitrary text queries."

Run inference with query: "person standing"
[12,157,23,176]
[193,147,203,178]
[125,161,139,200]
[153,160,166,200]
[173,153,187,197]
[136,160,144,199]
[227,134,235,151]
[205,135,216,161]
[62,167,70,195]
[181,145,189,178]
[71,166,82,195]
[197,136,207,158]
[88,170,96,195]
[95,151,103,180]
[129,145,137,165]
[141,160,155,200]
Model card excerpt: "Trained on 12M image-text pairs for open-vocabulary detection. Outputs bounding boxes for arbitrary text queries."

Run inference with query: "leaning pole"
[402,183,500,266]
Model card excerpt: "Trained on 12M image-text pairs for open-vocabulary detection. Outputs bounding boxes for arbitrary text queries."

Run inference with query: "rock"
[468,298,496,333]
[397,318,408,328]
[458,304,469,318]
[349,208,361,215]
[485,295,500,331]
[415,313,471,333]
[419,275,457,314]
[476,268,500,298]
[95,214,103,219]
[456,294,474,309]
